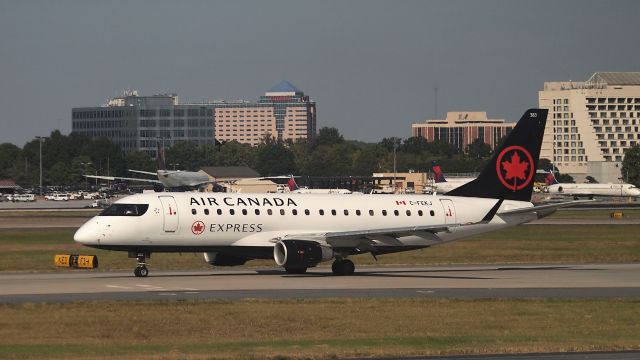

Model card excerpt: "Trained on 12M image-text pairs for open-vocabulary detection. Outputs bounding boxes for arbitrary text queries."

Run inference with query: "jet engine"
[273,240,334,268]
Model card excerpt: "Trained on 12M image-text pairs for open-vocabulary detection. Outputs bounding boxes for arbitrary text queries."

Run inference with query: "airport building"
[71,81,316,155]
[411,111,514,152]
[538,72,640,182]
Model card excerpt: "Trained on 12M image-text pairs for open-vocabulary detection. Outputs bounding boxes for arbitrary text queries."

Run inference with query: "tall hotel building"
[215,81,316,146]
[411,111,514,152]
[538,72,640,182]
[71,81,316,156]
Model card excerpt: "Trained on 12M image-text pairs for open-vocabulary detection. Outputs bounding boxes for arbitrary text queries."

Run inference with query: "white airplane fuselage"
[74,192,534,252]
[546,183,640,198]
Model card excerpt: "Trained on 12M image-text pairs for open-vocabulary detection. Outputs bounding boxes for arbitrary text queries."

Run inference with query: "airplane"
[74,108,583,278]
[543,171,640,199]
[84,143,213,191]
[429,161,475,193]
[286,176,354,194]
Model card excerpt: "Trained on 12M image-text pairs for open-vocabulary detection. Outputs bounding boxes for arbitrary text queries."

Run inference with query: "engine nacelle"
[273,240,334,268]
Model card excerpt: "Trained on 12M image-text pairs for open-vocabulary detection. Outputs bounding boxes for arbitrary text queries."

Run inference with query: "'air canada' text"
[190,196,298,207]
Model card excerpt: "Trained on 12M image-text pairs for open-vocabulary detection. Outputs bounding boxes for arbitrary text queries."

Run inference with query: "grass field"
[1,222,640,272]
[0,298,639,359]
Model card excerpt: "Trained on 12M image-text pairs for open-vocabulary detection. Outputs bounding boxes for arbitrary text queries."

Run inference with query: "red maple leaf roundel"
[495,146,534,191]
[191,221,205,235]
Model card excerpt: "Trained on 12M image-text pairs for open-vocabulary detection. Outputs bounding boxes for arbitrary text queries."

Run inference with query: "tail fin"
[287,175,299,191]
[545,171,558,185]
[447,108,548,201]
[431,161,447,183]
[156,142,167,171]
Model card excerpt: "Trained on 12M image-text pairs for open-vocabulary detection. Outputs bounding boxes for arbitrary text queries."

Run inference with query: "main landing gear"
[130,252,150,277]
[331,259,355,276]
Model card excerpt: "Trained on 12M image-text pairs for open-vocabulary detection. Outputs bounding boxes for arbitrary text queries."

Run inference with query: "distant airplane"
[84,143,213,191]
[286,176,353,194]
[543,172,640,199]
[429,161,475,194]
[75,108,586,278]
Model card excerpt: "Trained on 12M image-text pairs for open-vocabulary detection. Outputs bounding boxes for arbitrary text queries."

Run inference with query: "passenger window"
[382,210,387,216]
[344,210,349,216]
[292,209,298,215]
[304,209,310,215]
[394,210,399,216]
[430,210,435,216]
[356,210,361,216]
[406,210,411,216]
[418,210,423,216]
[268,209,273,215]
[369,210,374,216]
[204,209,209,215]
[331,209,337,216]
[230,209,235,215]
[192,209,197,215]
[255,209,260,215]
[242,209,247,215]
[319,209,325,215]
[280,209,285,215]
[217,209,222,215]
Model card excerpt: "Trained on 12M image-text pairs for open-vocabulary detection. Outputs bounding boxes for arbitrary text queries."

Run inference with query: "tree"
[622,144,640,186]
[315,127,344,147]
[466,139,491,159]
[254,140,296,176]
[124,151,155,173]
[0,143,22,179]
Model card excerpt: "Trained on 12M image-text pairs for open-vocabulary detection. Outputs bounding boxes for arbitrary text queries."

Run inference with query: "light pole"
[81,162,92,190]
[35,136,47,195]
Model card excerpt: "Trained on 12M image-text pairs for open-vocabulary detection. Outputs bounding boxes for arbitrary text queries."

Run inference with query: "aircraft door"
[440,199,456,224]
[158,196,179,232]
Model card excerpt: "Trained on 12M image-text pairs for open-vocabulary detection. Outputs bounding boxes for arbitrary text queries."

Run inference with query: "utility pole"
[35,136,47,195]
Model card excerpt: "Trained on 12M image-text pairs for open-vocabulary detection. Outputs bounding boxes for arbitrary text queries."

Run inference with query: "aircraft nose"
[74,220,100,245]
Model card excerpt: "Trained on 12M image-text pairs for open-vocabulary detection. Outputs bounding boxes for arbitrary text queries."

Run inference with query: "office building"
[538,72,640,182]
[411,111,514,152]
[71,81,316,155]
[72,91,214,157]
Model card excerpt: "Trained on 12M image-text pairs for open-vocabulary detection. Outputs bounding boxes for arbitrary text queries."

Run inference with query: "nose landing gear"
[130,251,150,277]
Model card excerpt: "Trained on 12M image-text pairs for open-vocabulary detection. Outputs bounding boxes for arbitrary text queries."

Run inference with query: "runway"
[2,263,640,303]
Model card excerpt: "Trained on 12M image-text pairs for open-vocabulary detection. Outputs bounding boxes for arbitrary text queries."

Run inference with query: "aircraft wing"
[498,199,593,219]
[277,223,455,248]
[128,169,159,176]
[83,175,162,184]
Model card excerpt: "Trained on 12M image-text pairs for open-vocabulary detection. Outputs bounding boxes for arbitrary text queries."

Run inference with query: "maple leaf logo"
[191,221,205,235]
[495,146,534,191]
[501,152,529,182]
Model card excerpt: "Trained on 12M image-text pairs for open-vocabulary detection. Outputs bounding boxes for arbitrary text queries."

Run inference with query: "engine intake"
[274,240,333,268]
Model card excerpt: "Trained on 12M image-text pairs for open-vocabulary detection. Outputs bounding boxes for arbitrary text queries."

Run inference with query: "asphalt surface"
[2,263,640,303]
[362,351,640,360]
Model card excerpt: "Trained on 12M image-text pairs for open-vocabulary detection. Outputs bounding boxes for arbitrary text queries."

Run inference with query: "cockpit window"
[100,204,149,216]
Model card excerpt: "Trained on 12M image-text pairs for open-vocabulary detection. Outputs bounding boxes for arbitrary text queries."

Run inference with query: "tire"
[138,266,149,277]
[134,267,141,277]
[332,259,355,276]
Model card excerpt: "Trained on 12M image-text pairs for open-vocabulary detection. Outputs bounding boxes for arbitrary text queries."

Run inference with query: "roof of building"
[268,80,303,93]
[588,72,640,86]
[0,179,20,190]
[200,166,261,179]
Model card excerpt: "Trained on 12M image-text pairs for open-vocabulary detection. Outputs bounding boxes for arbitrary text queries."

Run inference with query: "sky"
[0,0,639,147]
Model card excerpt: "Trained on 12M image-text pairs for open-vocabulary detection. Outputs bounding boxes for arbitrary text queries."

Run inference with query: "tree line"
[3,126,631,189]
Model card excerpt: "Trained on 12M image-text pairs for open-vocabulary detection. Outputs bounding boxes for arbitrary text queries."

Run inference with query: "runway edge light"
[54,254,98,269]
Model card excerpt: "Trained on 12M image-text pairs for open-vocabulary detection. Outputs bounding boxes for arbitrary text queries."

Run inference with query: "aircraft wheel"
[134,266,149,277]
[332,259,355,276]
[284,267,307,274]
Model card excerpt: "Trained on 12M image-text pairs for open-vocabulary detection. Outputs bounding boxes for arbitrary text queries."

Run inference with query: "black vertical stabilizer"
[447,108,548,201]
